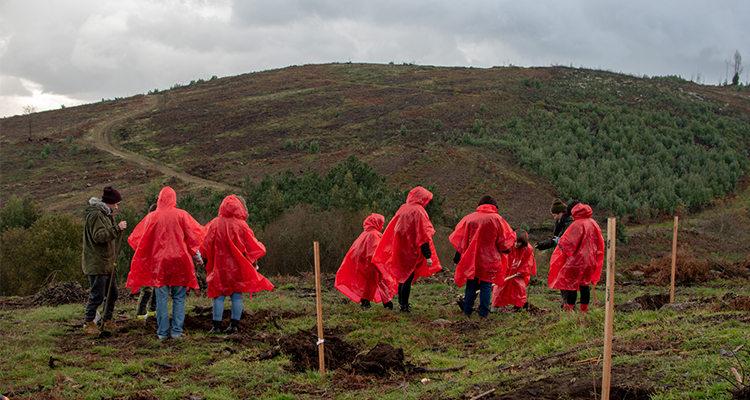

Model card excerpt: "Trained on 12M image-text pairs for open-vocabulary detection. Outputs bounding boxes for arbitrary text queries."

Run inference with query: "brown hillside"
[1,63,748,236]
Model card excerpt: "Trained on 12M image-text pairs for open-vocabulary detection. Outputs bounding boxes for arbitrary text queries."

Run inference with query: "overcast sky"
[1,0,748,118]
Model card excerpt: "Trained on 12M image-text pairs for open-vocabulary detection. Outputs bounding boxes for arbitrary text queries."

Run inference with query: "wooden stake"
[670,216,678,303]
[313,241,326,375]
[602,217,616,400]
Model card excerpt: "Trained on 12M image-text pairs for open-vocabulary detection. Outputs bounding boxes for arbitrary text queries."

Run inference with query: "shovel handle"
[101,229,124,326]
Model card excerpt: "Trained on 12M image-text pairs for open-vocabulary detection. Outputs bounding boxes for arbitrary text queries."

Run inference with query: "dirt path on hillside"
[86,94,239,192]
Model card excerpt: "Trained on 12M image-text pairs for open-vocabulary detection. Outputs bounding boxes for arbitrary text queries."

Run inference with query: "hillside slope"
[1,63,749,230]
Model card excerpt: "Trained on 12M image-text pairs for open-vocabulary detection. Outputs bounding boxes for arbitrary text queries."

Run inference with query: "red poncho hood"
[200,195,272,299]
[450,204,516,287]
[548,203,604,291]
[372,186,441,283]
[126,187,207,293]
[335,213,397,303]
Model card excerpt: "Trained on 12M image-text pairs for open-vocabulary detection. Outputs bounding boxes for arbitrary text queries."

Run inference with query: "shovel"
[100,229,124,337]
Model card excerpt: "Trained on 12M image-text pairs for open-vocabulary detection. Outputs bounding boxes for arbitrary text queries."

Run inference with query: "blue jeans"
[213,293,243,321]
[464,278,492,317]
[155,286,187,338]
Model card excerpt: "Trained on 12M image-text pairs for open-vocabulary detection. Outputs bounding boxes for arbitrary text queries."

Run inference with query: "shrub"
[258,205,367,275]
[69,145,79,156]
[0,214,83,296]
[308,141,320,154]
[399,124,407,134]
[434,119,444,130]
[0,195,42,232]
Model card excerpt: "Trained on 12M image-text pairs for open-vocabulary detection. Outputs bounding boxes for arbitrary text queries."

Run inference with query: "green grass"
[3,274,749,399]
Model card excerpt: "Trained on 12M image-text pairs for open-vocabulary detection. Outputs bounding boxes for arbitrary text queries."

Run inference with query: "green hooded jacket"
[81,198,122,276]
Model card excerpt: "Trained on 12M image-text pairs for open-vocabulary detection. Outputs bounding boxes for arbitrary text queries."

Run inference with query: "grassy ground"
[2,261,749,399]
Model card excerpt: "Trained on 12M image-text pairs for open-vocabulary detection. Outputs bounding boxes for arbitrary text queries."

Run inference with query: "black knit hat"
[550,198,566,214]
[101,186,122,204]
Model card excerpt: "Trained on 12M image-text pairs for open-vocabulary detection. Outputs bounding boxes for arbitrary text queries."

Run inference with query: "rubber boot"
[579,304,589,316]
[360,299,372,309]
[383,301,394,310]
[563,303,576,312]
[102,319,116,333]
[209,320,222,334]
[224,318,239,334]
[83,321,99,336]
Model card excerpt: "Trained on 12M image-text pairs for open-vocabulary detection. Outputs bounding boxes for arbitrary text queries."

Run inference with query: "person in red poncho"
[491,230,536,312]
[548,202,604,315]
[126,187,207,340]
[450,195,516,318]
[372,186,442,314]
[200,195,273,334]
[335,213,397,310]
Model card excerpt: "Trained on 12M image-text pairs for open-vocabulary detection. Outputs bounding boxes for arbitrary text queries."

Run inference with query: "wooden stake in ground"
[313,241,326,375]
[601,217,616,400]
[670,216,678,303]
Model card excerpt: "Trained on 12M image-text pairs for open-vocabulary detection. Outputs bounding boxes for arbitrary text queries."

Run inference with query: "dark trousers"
[136,286,157,315]
[85,274,118,322]
[566,286,591,305]
[397,272,416,307]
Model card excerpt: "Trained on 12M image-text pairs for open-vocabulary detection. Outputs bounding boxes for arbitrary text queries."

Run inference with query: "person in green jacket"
[82,186,127,335]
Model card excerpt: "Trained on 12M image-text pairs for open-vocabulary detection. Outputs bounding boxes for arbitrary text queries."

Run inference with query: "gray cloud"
[1,0,748,117]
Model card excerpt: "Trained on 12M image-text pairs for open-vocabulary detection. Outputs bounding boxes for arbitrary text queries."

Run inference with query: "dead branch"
[470,388,496,400]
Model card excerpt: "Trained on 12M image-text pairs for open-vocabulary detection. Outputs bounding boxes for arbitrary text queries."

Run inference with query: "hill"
[1,63,749,276]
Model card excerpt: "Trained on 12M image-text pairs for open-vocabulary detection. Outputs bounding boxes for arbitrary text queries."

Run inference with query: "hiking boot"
[136,314,147,323]
[146,311,156,318]
[83,321,99,336]
[102,319,117,333]
[224,319,239,334]
[383,301,394,310]
[360,300,372,309]
[398,304,416,315]
[209,320,223,335]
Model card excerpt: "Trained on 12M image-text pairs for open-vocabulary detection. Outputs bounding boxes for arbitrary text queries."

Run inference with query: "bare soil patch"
[278,326,360,372]
[491,364,655,400]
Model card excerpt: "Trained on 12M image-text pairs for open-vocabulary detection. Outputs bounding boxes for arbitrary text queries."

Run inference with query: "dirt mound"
[31,281,88,306]
[634,293,670,311]
[493,365,655,399]
[351,343,405,376]
[526,302,552,315]
[450,320,483,334]
[279,326,360,372]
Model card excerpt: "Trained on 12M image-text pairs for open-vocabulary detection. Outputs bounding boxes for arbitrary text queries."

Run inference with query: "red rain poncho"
[548,203,604,291]
[199,195,273,299]
[492,243,536,307]
[126,187,207,293]
[449,204,516,287]
[372,186,442,283]
[335,213,398,304]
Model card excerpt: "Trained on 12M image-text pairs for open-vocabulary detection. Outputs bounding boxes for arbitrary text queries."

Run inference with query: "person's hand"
[118,221,127,230]
[253,260,259,270]
[426,258,433,267]
[193,253,204,266]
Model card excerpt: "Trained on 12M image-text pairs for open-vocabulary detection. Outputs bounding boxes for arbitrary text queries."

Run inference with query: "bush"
[0,214,83,296]
[434,119,444,130]
[308,141,320,154]
[0,195,41,232]
[258,205,367,275]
